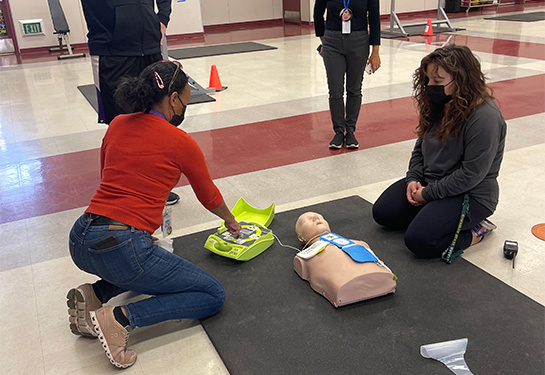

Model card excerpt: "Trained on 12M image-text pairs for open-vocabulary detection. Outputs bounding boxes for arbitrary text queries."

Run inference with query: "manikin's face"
[295,212,331,243]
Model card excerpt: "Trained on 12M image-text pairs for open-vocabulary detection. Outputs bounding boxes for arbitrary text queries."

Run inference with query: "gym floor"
[0,2,544,374]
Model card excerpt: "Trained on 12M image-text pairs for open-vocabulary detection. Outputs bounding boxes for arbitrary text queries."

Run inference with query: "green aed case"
[204,198,275,261]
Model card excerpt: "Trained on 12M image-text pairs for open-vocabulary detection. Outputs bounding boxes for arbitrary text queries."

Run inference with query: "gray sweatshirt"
[406,99,507,213]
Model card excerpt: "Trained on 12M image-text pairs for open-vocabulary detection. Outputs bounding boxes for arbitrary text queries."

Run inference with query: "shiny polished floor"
[1,3,544,374]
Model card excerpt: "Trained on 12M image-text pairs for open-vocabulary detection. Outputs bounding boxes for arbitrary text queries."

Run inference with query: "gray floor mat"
[485,11,545,22]
[77,83,214,113]
[168,42,277,60]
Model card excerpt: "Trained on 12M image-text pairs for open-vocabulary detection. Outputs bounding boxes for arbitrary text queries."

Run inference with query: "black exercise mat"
[77,84,100,113]
[485,11,545,22]
[77,84,214,112]
[382,26,465,39]
[168,42,277,60]
[173,196,544,375]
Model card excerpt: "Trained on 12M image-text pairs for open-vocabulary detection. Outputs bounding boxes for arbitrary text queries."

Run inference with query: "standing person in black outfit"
[373,45,507,259]
[80,0,180,205]
[314,0,381,149]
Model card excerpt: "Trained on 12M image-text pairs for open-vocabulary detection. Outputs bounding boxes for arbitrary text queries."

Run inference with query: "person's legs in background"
[98,56,136,124]
[90,55,106,123]
[323,31,347,149]
[98,54,162,124]
[344,31,369,149]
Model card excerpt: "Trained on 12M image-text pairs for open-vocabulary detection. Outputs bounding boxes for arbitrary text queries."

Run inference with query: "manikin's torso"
[294,241,396,307]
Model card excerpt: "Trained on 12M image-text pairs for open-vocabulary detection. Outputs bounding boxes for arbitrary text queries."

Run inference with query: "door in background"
[0,0,15,54]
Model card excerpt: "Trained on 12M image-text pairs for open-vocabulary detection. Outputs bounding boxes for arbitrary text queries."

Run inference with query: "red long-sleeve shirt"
[86,112,223,234]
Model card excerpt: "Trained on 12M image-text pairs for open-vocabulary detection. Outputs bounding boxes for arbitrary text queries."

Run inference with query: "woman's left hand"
[368,48,381,73]
[412,182,427,204]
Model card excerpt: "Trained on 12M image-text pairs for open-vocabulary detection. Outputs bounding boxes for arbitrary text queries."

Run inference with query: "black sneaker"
[329,132,344,149]
[166,191,180,206]
[345,132,359,149]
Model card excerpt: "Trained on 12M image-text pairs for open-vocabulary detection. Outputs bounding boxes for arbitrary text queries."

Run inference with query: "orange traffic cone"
[424,19,433,36]
[208,65,226,91]
[425,35,432,52]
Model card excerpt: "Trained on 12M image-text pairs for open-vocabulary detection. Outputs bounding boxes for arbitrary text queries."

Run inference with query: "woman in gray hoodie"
[373,45,506,259]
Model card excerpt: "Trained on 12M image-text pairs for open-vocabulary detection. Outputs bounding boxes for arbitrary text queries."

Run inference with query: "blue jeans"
[69,214,225,328]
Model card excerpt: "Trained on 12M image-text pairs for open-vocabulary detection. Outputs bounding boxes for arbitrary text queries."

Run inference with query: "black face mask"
[169,96,187,127]
[426,84,453,106]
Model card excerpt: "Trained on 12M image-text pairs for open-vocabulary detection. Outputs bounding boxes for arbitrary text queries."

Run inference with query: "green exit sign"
[20,19,45,36]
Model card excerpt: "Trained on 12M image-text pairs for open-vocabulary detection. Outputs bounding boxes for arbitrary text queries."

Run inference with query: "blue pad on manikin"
[320,233,378,263]
[341,243,379,263]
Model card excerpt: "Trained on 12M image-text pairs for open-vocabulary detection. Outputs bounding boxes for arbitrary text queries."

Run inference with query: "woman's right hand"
[406,181,422,206]
[209,201,242,236]
[225,218,242,236]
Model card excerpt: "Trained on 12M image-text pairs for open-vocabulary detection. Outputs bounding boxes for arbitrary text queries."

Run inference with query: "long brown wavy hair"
[413,44,494,142]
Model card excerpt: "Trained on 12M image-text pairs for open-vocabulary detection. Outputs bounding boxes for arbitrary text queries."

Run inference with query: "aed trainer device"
[205,221,274,261]
[204,197,275,261]
[503,240,518,269]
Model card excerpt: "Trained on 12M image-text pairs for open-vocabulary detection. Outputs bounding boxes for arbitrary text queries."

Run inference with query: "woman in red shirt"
[66,60,241,368]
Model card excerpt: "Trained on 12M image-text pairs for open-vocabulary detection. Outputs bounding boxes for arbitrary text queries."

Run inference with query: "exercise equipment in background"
[47,0,85,60]
[381,0,454,38]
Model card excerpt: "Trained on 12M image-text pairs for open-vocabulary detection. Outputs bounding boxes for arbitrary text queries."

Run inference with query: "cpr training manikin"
[294,212,396,307]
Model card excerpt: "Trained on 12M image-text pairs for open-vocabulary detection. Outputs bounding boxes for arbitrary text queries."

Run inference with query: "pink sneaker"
[66,283,102,337]
[90,306,137,368]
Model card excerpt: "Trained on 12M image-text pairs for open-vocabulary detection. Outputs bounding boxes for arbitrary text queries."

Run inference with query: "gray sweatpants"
[322,30,370,134]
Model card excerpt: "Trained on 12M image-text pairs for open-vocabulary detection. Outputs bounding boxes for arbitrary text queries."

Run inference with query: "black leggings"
[372,179,493,258]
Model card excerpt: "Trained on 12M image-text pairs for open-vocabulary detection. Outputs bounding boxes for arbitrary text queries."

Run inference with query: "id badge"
[342,20,351,34]
[162,206,173,237]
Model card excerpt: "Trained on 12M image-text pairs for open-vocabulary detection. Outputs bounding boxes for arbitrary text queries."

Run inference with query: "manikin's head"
[295,212,331,245]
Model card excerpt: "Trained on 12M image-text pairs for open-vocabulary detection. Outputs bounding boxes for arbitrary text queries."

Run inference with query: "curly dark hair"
[413,44,494,142]
[114,60,189,113]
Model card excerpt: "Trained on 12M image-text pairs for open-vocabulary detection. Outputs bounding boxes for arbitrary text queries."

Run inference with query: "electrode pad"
[320,233,378,263]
